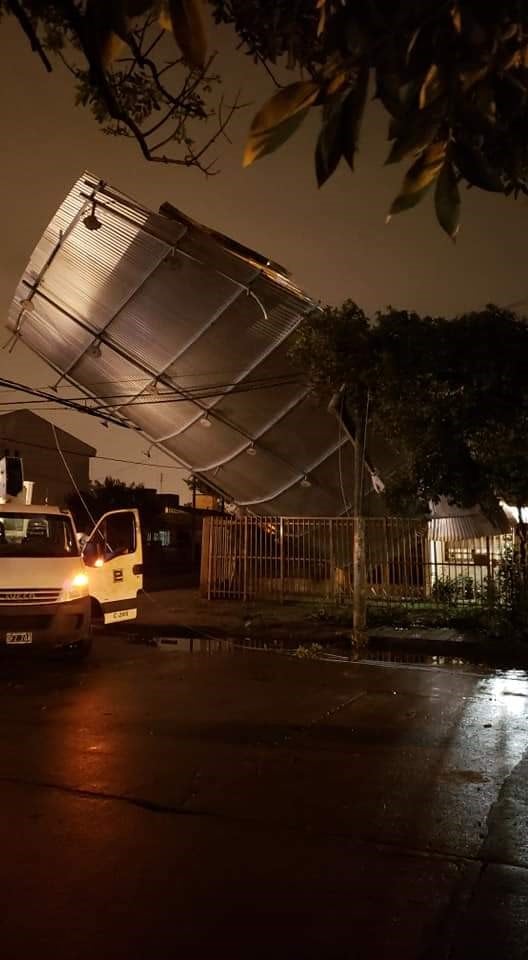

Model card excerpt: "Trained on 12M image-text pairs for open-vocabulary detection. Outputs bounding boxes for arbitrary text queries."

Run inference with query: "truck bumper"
[0,597,91,651]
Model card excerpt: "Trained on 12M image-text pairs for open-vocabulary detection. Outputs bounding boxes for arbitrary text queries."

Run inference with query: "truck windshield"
[0,513,79,558]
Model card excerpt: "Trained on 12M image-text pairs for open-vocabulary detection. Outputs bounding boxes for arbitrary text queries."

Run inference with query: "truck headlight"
[60,572,90,603]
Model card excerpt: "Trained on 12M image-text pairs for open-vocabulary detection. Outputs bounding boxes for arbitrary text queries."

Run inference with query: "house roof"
[0,409,96,457]
[428,497,514,541]
[7,172,356,517]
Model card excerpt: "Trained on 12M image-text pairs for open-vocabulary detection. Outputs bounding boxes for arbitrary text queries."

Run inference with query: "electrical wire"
[0,378,133,429]
[0,370,303,395]
[51,423,97,529]
[0,371,301,404]
[0,434,189,470]
[0,374,302,413]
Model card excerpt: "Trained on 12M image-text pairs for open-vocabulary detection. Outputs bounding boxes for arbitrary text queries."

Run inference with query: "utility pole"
[328,387,368,647]
[352,407,367,647]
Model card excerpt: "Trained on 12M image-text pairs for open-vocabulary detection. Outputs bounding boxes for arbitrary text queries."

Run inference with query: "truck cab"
[0,502,143,658]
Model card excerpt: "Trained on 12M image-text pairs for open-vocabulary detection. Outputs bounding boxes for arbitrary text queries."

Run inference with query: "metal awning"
[7,172,364,516]
[428,498,513,541]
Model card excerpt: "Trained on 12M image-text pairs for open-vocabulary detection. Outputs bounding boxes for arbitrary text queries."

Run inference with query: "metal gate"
[200,516,428,602]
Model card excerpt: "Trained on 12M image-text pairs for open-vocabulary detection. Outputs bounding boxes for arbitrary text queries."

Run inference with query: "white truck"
[0,456,143,658]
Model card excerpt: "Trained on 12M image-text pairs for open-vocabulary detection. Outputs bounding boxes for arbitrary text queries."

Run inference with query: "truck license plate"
[6,632,32,645]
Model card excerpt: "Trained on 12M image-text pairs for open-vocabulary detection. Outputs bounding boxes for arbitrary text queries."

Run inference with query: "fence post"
[207,517,214,601]
[329,519,335,600]
[243,516,248,602]
[353,515,367,644]
[486,535,493,604]
[199,516,211,598]
[279,517,284,602]
[383,518,390,593]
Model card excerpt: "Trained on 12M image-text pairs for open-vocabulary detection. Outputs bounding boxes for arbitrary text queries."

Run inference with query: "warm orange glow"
[94,558,104,568]
[71,572,89,588]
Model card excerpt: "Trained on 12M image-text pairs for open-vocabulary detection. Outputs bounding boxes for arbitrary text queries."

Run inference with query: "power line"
[0,372,249,394]
[48,368,299,389]
[52,423,97,529]
[3,371,301,398]
[0,374,302,414]
[0,433,189,470]
[0,377,135,429]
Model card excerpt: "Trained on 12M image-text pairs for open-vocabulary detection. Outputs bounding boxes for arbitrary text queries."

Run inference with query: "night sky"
[1,13,527,498]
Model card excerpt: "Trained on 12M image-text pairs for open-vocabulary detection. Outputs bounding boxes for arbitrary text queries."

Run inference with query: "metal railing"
[200,515,511,604]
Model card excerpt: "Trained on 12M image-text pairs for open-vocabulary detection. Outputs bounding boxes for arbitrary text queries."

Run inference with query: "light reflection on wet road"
[0,635,527,959]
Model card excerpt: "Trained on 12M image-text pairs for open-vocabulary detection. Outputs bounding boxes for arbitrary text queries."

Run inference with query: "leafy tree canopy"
[3,2,528,231]
[1,0,232,174]
[292,302,528,512]
[66,476,161,532]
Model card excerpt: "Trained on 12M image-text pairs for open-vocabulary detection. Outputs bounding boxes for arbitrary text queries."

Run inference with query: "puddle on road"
[132,634,234,655]
[362,650,470,667]
[126,632,512,673]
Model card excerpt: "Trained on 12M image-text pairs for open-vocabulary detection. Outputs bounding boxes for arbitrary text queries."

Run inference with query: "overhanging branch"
[7,0,52,72]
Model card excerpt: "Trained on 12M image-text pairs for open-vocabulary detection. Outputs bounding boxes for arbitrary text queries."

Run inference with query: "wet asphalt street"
[0,636,527,960]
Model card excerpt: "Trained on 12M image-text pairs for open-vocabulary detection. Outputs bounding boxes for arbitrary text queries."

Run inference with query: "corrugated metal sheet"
[428,497,513,540]
[7,172,357,516]
[10,172,513,533]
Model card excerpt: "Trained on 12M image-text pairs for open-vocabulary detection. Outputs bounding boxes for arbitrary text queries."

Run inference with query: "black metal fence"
[201,515,510,605]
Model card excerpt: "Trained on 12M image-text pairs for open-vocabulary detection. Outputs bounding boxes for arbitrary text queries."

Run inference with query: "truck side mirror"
[77,533,88,551]
[82,539,102,566]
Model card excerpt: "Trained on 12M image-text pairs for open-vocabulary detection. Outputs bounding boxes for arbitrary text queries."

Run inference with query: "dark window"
[445,543,489,565]
[102,512,136,556]
[0,512,79,558]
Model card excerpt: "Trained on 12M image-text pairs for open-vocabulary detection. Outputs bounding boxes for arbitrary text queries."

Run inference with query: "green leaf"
[435,161,461,240]
[344,17,366,57]
[419,64,442,109]
[385,113,440,164]
[341,63,369,170]
[244,82,320,167]
[374,67,401,117]
[451,5,462,33]
[454,143,504,192]
[459,64,489,92]
[315,100,343,186]
[161,0,207,70]
[244,108,312,168]
[387,141,446,220]
[407,27,421,62]
[387,78,422,139]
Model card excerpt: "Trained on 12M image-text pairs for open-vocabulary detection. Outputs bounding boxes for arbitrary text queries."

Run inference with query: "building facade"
[0,410,95,506]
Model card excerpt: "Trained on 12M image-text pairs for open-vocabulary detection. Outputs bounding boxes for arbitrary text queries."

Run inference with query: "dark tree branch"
[56,48,78,78]
[55,0,222,172]
[184,92,243,172]
[7,0,52,72]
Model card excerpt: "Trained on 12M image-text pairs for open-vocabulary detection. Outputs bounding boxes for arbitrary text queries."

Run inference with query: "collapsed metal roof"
[8,172,361,516]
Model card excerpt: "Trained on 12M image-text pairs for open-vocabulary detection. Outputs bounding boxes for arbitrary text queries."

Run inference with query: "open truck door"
[82,509,143,625]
